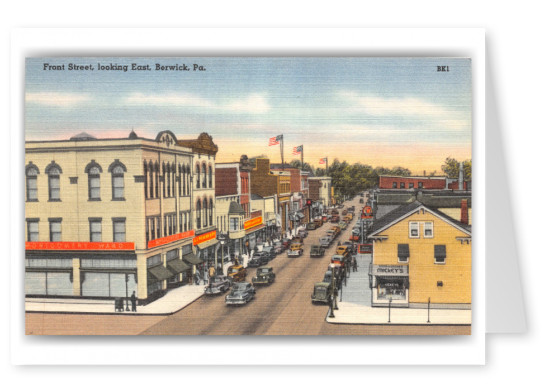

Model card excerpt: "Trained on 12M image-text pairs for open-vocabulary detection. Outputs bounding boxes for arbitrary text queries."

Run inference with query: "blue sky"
[25,57,471,173]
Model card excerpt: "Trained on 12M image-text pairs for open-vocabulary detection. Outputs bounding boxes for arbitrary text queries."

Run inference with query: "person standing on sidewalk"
[130,291,137,312]
[352,256,358,272]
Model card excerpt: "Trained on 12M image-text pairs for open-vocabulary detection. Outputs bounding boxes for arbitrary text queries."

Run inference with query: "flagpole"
[301,145,304,171]
[280,135,284,167]
[326,157,328,174]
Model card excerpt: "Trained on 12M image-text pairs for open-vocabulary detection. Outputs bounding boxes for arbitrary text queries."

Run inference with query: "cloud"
[124,92,270,114]
[337,91,470,126]
[25,92,91,107]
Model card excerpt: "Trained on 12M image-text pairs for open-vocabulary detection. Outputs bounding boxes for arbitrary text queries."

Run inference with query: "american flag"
[269,134,283,146]
[319,157,327,164]
[292,145,303,155]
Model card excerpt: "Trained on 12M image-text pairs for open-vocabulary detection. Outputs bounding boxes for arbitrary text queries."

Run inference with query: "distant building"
[308,176,332,207]
[378,175,469,191]
[368,201,471,309]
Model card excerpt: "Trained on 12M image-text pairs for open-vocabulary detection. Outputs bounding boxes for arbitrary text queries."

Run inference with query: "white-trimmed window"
[409,221,419,238]
[49,218,62,242]
[26,165,39,201]
[27,219,39,242]
[112,218,126,242]
[89,218,102,242]
[424,222,434,238]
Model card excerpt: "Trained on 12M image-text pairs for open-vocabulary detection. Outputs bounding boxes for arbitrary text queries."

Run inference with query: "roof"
[369,201,471,236]
[228,201,245,214]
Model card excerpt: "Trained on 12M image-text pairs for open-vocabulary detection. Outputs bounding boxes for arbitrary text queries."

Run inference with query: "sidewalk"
[26,282,207,316]
[325,253,471,325]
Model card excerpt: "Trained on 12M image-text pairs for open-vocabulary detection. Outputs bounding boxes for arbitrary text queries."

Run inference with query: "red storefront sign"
[148,230,195,249]
[193,230,217,246]
[244,216,262,230]
[25,241,135,251]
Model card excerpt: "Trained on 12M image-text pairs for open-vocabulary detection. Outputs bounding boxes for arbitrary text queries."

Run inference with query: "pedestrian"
[130,291,137,312]
[352,257,358,272]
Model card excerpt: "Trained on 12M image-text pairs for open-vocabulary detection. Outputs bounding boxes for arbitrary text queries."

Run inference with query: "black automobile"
[262,246,276,260]
[248,252,269,267]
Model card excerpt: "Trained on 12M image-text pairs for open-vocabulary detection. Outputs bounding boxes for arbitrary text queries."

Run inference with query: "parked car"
[297,229,308,238]
[331,215,340,223]
[287,242,304,257]
[248,252,269,267]
[227,264,247,282]
[204,275,231,295]
[336,245,350,258]
[338,221,348,230]
[281,238,292,249]
[225,282,256,305]
[359,198,364,204]
[343,241,357,255]
[331,254,346,266]
[272,240,284,254]
[314,218,323,227]
[311,282,332,304]
[310,244,326,258]
[319,236,332,248]
[321,215,329,223]
[349,228,360,242]
[252,267,276,286]
[262,246,276,260]
[307,222,317,230]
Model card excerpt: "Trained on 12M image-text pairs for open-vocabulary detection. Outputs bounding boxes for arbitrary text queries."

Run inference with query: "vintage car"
[348,206,356,213]
[310,244,326,258]
[226,264,247,282]
[359,198,364,204]
[252,266,276,286]
[330,214,340,223]
[330,225,341,237]
[311,282,332,304]
[297,229,308,238]
[336,245,350,258]
[343,241,357,255]
[272,240,284,254]
[314,218,323,228]
[321,215,328,223]
[287,242,304,257]
[331,254,346,266]
[307,222,317,230]
[248,252,269,267]
[262,246,276,260]
[225,282,256,305]
[291,235,304,244]
[349,228,360,241]
[319,236,332,248]
[281,238,292,249]
[341,209,348,216]
[338,221,348,230]
[204,275,231,295]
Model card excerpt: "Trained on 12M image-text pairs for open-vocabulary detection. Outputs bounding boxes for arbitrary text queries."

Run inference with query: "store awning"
[148,264,174,281]
[167,258,189,274]
[197,238,219,250]
[245,224,265,233]
[183,253,204,265]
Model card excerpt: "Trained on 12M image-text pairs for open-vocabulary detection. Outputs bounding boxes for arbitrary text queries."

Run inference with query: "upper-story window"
[109,160,126,200]
[45,162,62,201]
[392,182,397,189]
[49,218,62,241]
[112,218,126,242]
[400,182,405,189]
[202,163,207,188]
[89,218,102,242]
[196,199,202,229]
[85,161,103,201]
[418,182,424,189]
[26,219,39,241]
[208,165,213,188]
[424,222,434,238]
[26,164,39,201]
[203,196,208,227]
[434,245,447,264]
[408,183,414,189]
[409,221,420,238]
[209,198,214,226]
[196,164,200,189]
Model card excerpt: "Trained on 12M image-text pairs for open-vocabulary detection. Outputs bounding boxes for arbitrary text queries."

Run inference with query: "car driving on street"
[225,282,256,305]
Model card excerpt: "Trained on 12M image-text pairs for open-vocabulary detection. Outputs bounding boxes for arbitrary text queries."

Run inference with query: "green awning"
[167,258,189,273]
[148,264,174,281]
[197,238,219,250]
[183,253,204,265]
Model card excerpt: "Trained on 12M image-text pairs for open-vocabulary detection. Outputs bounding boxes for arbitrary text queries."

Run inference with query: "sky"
[25,57,471,174]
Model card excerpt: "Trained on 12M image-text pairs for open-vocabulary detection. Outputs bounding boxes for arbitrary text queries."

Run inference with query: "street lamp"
[328,263,336,318]
[125,273,130,311]
[217,234,226,276]
[388,297,392,323]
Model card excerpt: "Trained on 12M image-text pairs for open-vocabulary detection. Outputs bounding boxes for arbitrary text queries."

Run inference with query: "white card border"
[10,27,485,365]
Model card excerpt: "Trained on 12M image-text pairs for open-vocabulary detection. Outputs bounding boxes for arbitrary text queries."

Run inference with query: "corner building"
[25,130,217,304]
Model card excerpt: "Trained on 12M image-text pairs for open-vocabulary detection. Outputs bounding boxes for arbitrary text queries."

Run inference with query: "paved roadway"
[25,195,470,335]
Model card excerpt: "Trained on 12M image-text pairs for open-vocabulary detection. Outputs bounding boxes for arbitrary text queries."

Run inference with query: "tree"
[289,159,314,175]
[441,157,472,180]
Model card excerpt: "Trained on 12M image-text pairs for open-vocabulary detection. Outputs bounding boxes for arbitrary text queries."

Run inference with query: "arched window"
[148,161,154,198]
[186,165,191,195]
[162,163,167,198]
[209,198,214,226]
[25,163,39,201]
[45,162,62,201]
[196,199,202,228]
[143,161,148,198]
[154,162,159,198]
[202,163,207,188]
[85,161,103,201]
[178,165,182,197]
[208,165,213,188]
[171,163,176,197]
[203,197,208,227]
[109,160,126,200]
[195,164,200,189]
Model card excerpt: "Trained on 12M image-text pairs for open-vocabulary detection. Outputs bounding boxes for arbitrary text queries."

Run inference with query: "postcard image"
[24,57,472,336]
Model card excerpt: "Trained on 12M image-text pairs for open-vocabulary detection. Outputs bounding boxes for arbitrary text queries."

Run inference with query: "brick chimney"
[460,199,468,225]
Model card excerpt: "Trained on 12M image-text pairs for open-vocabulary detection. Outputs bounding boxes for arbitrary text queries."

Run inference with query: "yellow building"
[25,130,218,304]
[368,201,471,309]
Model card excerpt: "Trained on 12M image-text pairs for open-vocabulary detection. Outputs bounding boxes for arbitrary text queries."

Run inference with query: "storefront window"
[377,279,407,300]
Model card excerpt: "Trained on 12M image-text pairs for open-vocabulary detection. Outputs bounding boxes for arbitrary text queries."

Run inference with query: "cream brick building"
[25,130,218,304]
